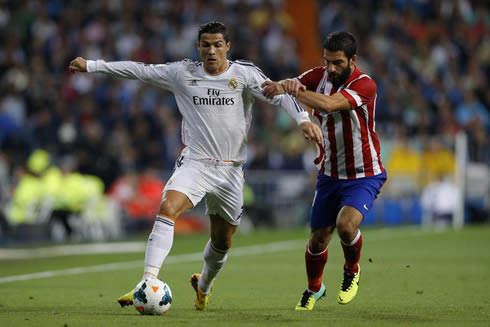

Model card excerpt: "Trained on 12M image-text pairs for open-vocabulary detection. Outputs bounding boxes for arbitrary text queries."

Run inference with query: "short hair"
[323,32,356,59]
[198,21,229,42]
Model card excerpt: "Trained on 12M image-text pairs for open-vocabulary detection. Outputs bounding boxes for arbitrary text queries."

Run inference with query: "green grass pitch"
[0,226,489,326]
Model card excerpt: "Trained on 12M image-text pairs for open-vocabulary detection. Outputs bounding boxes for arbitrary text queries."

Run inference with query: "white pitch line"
[0,227,425,260]
[0,227,427,284]
[0,240,305,284]
[0,242,148,260]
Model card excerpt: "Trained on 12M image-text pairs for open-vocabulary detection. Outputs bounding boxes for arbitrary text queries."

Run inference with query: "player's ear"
[226,41,231,52]
[350,54,357,66]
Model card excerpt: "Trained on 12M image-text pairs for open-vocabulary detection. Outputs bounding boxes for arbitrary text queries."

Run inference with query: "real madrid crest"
[228,78,238,89]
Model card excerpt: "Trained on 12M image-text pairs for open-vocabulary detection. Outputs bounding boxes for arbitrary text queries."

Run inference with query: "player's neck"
[203,61,229,75]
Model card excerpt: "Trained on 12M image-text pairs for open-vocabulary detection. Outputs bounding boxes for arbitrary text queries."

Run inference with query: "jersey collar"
[202,60,231,76]
[343,66,361,86]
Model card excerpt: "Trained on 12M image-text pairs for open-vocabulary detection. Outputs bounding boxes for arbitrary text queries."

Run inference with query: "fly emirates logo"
[193,88,235,106]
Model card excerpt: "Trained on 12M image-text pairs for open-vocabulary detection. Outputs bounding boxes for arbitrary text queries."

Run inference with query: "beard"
[330,65,352,90]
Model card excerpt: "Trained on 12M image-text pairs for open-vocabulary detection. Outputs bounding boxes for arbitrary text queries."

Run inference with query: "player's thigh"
[310,177,341,228]
[205,166,244,226]
[209,214,238,251]
[336,172,386,233]
[338,172,386,221]
[162,161,208,217]
[158,190,194,219]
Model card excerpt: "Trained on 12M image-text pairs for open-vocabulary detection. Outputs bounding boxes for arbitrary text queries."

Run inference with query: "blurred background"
[0,0,488,244]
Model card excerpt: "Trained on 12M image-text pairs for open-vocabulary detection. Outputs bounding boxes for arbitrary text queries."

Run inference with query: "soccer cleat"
[295,283,326,311]
[117,288,135,307]
[337,265,360,304]
[190,273,210,311]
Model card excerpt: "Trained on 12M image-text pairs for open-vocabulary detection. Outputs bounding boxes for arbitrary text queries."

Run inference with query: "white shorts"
[163,157,244,225]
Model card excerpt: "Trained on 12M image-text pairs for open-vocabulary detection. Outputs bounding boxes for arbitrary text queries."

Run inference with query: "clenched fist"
[68,57,87,73]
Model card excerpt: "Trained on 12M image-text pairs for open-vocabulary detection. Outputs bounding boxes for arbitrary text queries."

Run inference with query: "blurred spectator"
[0,103,19,146]
[385,131,421,195]
[6,149,51,226]
[0,84,25,128]
[419,138,456,187]
[455,87,489,132]
[3,148,120,241]
[108,167,164,221]
[421,174,459,227]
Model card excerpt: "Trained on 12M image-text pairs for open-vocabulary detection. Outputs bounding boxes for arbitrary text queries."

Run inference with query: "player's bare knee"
[336,219,359,242]
[336,219,357,235]
[309,238,328,253]
[309,229,331,253]
[158,202,180,220]
[210,234,232,252]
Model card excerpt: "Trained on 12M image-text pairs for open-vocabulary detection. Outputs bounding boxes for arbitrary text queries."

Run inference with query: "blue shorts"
[310,170,387,228]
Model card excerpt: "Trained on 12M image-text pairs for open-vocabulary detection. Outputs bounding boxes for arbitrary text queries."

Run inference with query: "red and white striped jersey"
[296,66,384,179]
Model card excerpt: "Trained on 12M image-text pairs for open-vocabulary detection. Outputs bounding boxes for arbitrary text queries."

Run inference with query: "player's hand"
[300,121,323,144]
[283,79,306,97]
[69,57,87,73]
[261,80,285,98]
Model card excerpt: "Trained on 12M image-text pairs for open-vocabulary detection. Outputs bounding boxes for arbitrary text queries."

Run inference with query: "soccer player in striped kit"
[69,21,322,311]
[263,31,387,310]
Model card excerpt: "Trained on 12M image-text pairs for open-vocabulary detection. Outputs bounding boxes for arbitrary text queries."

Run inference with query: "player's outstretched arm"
[69,57,87,73]
[67,58,177,90]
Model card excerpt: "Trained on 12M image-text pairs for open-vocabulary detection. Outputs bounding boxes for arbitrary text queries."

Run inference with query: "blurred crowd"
[0,0,488,195]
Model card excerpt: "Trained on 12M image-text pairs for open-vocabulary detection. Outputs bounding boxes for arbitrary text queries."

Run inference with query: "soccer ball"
[133,278,172,315]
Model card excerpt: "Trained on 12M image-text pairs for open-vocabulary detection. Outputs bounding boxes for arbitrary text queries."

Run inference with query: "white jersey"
[87,59,310,165]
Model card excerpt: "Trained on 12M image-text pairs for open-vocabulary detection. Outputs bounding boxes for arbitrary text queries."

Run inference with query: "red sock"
[305,243,328,292]
[341,231,362,274]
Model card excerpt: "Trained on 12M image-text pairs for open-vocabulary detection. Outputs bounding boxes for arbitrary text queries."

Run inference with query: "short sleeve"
[340,77,377,109]
[296,67,326,91]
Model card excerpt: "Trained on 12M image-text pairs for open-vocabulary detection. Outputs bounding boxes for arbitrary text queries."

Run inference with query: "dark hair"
[323,31,356,59]
[198,21,229,42]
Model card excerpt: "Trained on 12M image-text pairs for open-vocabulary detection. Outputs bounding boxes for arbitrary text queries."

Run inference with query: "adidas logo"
[188,79,198,86]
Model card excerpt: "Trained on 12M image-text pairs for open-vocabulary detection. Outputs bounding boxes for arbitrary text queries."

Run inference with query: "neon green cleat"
[337,265,360,304]
[295,283,326,311]
[117,288,135,307]
[190,273,210,311]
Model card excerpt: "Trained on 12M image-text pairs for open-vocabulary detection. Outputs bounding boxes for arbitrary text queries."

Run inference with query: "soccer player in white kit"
[69,21,322,311]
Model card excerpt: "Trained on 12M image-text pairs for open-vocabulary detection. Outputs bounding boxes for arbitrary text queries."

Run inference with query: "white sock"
[142,215,174,280]
[198,240,228,294]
